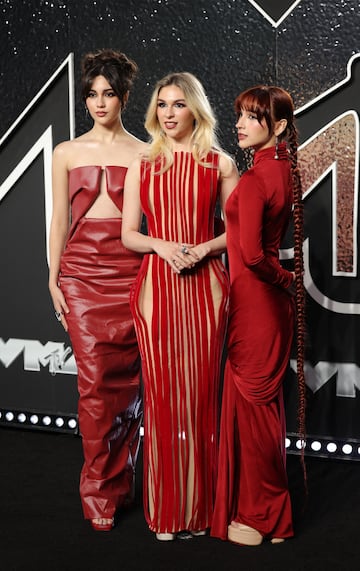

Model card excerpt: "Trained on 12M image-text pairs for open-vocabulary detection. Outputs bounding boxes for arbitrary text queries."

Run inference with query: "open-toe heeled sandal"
[90,517,114,532]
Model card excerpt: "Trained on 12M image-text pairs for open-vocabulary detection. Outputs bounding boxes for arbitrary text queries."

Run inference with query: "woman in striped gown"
[122,72,238,540]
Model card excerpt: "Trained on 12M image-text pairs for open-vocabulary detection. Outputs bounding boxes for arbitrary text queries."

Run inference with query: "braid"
[288,122,307,490]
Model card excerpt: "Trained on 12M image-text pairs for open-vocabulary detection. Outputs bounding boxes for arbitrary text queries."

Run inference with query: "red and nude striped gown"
[130,151,229,534]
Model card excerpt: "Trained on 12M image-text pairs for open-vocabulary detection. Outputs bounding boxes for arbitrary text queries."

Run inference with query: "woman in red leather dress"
[211,86,305,545]
[122,72,239,541]
[48,49,147,531]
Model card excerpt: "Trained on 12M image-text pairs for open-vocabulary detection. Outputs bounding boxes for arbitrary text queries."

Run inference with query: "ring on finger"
[55,311,62,321]
[181,244,189,254]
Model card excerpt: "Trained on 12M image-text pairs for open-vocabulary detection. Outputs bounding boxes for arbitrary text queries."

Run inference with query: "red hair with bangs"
[235,86,294,140]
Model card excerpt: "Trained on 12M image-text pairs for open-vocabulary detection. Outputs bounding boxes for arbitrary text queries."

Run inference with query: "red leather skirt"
[60,217,142,519]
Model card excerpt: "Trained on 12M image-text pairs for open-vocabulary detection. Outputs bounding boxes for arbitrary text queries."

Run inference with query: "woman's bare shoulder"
[125,132,149,152]
[119,133,149,166]
[53,133,100,168]
[53,135,90,156]
[218,152,239,178]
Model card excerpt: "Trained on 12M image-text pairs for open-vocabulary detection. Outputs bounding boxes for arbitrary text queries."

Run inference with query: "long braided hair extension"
[287,120,307,490]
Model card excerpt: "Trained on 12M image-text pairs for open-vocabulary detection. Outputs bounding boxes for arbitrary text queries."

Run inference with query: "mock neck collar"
[253,142,288,164]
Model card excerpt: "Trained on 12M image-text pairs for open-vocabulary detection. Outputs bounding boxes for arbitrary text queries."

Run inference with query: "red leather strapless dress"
[59,166,142,520]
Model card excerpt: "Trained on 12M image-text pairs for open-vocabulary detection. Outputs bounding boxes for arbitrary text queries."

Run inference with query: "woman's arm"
[238,171,294,289]
[187,154,239,260]
[48,143,71,329]
[122,159,198,274]
[121,158,153,253]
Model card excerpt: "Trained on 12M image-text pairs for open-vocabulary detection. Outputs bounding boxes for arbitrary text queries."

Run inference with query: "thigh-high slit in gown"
[130,152,229,534]
[59,165,142,520]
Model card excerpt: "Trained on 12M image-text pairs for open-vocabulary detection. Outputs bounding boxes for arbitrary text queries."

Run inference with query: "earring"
[274,136,279,160]
[84,106,89,118]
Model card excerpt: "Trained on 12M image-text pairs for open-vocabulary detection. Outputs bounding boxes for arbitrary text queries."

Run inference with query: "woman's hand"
[49,282,70,331]
[152,239,199,273]
[286,271,296,297]
[186,243,211,264]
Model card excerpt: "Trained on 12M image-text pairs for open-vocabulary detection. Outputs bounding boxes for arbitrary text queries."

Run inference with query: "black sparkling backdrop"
[1,1,360,148]
[2,0,360,453]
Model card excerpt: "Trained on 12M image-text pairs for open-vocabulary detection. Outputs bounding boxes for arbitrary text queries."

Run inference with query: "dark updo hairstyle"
[81,48,138,107]
[236,85,307,486]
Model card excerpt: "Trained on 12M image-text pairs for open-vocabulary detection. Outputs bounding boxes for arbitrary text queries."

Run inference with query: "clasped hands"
[169,242,199,274]
[155,239,210,274]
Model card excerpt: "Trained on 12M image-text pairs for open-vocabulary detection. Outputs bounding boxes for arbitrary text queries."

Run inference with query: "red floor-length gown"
[130,152,229,534]
[59,165,142,520]
[211,144,295,541]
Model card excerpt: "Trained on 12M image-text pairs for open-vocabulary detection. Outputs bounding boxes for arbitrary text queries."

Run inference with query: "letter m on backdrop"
[0,55,76,416]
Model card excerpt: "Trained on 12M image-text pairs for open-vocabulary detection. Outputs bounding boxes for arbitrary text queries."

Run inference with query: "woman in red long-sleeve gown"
[48,49,148,531]
[211,86,306,545]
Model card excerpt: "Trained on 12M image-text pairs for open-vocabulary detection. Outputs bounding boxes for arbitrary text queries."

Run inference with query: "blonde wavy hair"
[144,72,222,171]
